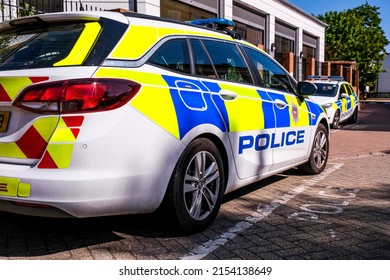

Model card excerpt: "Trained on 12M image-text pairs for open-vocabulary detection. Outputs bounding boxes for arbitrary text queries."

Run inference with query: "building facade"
[0,0,326,81]
[377,54,390,97]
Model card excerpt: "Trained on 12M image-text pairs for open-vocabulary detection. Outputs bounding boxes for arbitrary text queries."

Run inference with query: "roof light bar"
[308,75,344,81]
[187,18,235,28]
[187,18,241,40]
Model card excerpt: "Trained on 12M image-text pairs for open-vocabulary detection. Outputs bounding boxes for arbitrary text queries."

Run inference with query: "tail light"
[13,78,141,114]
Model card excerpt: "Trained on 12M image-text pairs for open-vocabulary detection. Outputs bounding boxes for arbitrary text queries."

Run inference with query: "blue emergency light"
[187,18,240,39]
[187,18,235,28]
[308,75,344,81]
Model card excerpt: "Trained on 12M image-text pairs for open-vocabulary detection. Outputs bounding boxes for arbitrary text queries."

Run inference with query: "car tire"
[331,110,340,129]
[166,138,225,233]
[300,123,329,175]
[349,108,358,124]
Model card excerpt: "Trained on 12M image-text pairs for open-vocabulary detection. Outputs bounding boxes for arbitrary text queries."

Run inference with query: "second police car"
[309,76,359,128]
[0,12,329,232]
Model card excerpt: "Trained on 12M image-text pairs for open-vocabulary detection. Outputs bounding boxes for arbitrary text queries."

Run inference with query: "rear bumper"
[0,106,185,218]
[0,172,168,217]
[0,200,72,218]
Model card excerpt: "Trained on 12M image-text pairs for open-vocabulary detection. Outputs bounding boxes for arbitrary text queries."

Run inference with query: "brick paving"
[0,103,389,260]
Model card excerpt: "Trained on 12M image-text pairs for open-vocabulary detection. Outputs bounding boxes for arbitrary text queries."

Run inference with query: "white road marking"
[181,163,344,260]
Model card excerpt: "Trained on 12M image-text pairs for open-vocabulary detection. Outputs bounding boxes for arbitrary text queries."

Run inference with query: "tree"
[317,2,389,88]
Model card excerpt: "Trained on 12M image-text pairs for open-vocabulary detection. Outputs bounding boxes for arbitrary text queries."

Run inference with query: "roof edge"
[276,0,328,27]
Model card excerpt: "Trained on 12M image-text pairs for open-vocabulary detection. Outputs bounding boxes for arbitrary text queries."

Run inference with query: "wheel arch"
[319,117,330,135]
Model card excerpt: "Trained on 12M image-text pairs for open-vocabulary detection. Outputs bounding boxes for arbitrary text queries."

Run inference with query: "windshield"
[312,83,338,97]
[0,23,86,70]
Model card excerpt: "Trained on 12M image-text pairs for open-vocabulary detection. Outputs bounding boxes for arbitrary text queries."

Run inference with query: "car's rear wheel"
[331,110,340,128]
[300,123,329,175]
[349,108,358,124]
[166,138,225,232]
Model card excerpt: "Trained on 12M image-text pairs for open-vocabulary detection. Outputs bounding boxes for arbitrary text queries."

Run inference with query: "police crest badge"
[292,103,299,123]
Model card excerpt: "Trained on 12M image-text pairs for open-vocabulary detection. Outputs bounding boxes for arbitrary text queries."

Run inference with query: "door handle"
[275,99,288,109]
[219,89,238,100]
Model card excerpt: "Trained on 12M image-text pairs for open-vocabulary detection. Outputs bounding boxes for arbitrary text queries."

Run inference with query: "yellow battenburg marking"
[285,95,310,127]
[50,117,75,142]
[157,27,231,41]
[186,30,233,41]
[110,23,233,60]
[219,85,264,132]
[54,22,102,66]
[94,68,179,138]
[0,176,20,197]
[132,85,180,139]
[18,182,31,197]
[50,128,76,142]
[95,68,166,85]
[0,116,58,159]
[332,103,339,110]
[341,99,347,112]
[33,117,59,141]
[0,143,26,158]
[351,94,357,108]
[157,27,186,38]
[0,77,33,100]
[111,25,158,59]
[46,144,74,169]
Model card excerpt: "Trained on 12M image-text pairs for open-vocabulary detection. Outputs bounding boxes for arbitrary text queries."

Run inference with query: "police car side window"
[340,84,347,95]
[244,47,296,94]
[347,84,354,95]
[148,39,191,74]
[190,39,217,78]
[201,40,252,84]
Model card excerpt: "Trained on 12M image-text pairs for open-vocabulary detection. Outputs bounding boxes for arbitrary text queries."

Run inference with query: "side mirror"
[340,93,348,99]
[298,81,317,97]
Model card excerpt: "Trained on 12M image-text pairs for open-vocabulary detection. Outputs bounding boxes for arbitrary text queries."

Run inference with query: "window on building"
[303,45,315,59]
[23,0,63,13]
[275,35,295,59]
[303,33,317,59]
[233,5,265,48]
[235,22,264,47]
[274,22,296,75]
[161,0,216,21]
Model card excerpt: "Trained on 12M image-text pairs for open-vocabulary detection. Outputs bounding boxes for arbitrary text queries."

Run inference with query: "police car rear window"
[148,39,191,74]
[0,23,84,70]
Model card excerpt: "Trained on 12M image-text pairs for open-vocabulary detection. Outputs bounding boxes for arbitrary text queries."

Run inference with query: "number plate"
[0,111,11,133]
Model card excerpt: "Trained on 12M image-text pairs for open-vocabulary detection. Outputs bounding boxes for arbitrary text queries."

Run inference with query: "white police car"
[309,76,359,128]
[0,12,329,232]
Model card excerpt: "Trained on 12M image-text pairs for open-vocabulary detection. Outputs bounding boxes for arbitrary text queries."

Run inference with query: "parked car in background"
[309,76,359,128]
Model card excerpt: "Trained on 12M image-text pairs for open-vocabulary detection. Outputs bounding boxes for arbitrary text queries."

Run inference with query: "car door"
[191,38,276,179]
[346,83,358,114]
[243,46,314,171]
[339,83,351,122]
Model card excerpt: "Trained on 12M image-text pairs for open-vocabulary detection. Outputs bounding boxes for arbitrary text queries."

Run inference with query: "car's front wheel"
[166,138,225,232]
[300,123,329,175]
[331,110,340,128]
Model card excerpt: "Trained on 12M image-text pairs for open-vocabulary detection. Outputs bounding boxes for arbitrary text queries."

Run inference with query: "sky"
[288,0,390,52]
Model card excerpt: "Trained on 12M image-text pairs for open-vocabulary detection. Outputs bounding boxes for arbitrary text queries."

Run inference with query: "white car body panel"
[0,12,329,222]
